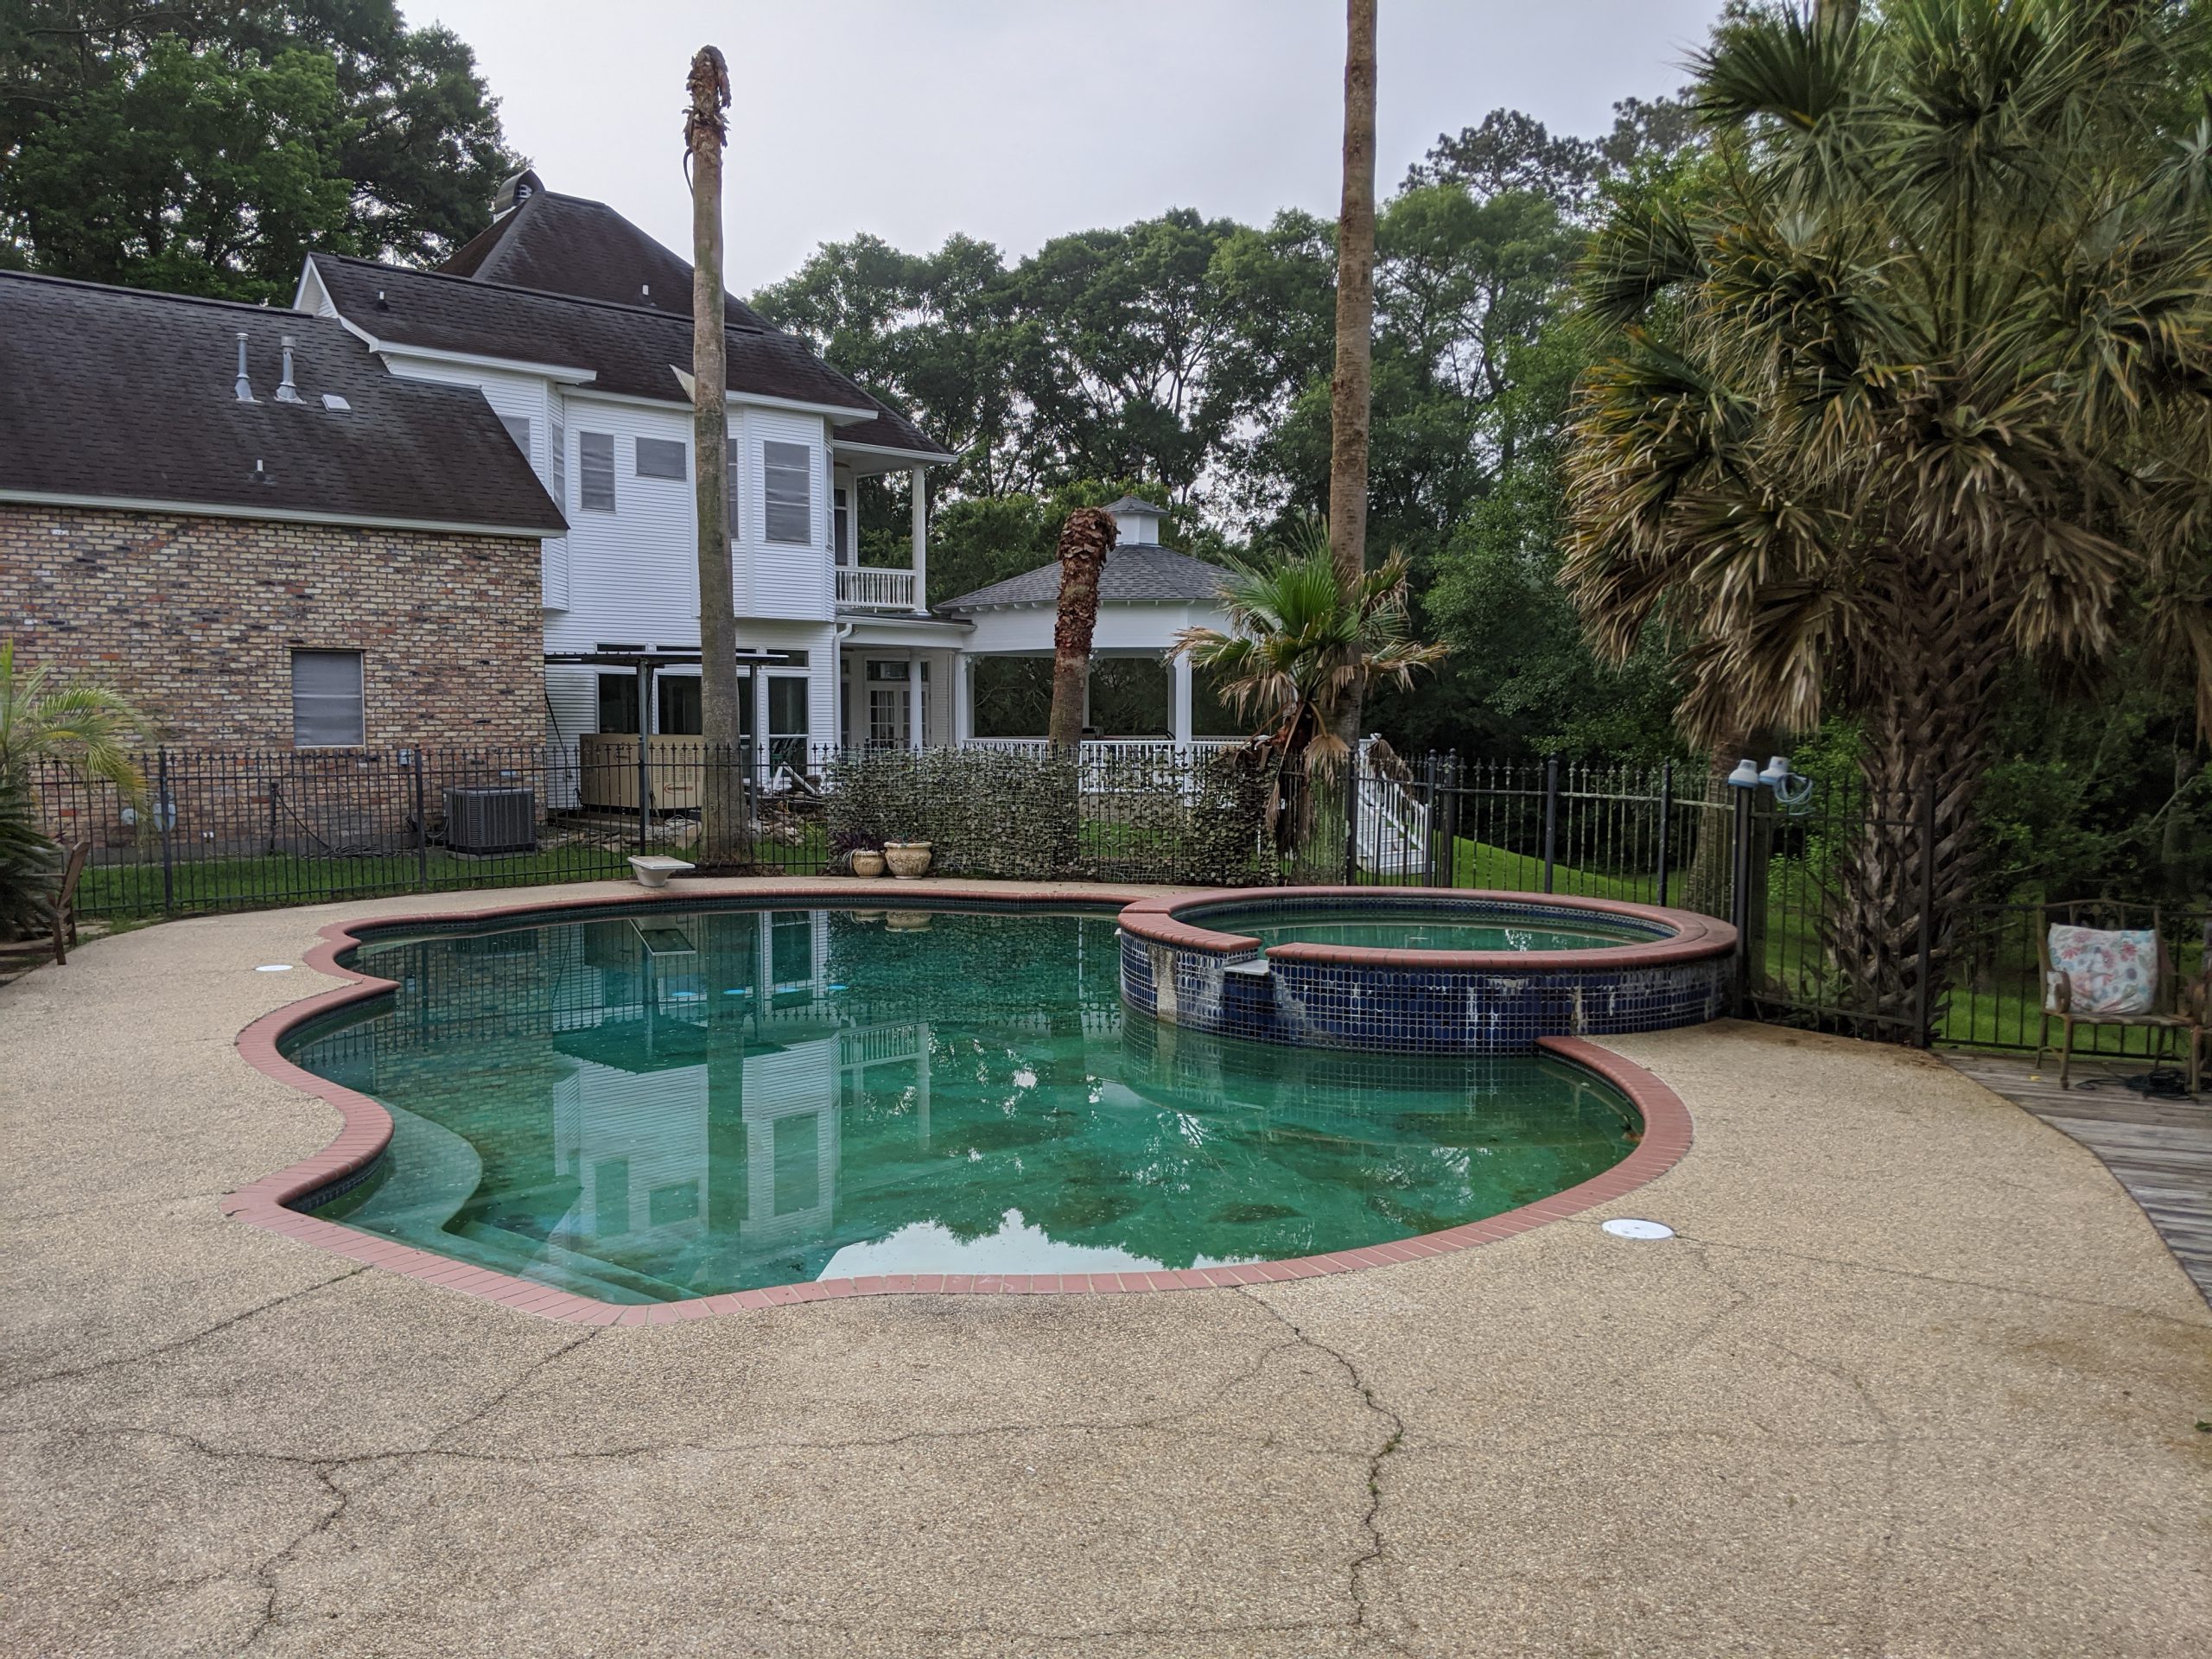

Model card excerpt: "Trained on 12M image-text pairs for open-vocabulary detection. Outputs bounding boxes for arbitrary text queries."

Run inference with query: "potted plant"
[830,826,886,877]
[881,838,933,880]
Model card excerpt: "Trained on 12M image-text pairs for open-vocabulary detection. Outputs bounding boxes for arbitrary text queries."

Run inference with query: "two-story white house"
[289,171,1236,766]
[293,170,969,769]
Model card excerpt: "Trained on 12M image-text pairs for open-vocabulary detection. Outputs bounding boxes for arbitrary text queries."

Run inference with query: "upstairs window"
[725,432,740,541]
[499,413,531,456]
[762,440,811,544]
[579,431,615,512]
[549,409,566,510]
[833,486,851,565]
[291,650,365,748]
[635,436,685,480]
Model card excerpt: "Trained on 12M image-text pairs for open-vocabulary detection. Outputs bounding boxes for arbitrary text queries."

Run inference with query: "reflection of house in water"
[297,908,1039,1291]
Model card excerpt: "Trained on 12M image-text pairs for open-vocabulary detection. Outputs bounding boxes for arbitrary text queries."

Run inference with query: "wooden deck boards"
[1944,1050,2212,1306]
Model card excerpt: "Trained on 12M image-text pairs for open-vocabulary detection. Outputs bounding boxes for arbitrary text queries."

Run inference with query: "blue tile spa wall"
[1117,928,1731,1055]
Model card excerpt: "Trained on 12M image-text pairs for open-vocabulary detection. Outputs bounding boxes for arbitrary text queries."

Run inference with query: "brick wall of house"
[0,502,545,750]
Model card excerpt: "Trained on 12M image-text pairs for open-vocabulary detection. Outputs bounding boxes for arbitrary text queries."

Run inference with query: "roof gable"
[441,189,772,332]
[0,273,566,536]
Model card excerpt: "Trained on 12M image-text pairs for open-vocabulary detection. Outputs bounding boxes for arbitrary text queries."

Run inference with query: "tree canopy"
[0,1,522,300]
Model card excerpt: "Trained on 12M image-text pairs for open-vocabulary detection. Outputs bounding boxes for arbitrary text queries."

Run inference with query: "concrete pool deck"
[3,877,2209,1657]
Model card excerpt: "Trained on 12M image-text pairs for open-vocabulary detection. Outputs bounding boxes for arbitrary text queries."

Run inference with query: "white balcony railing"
[835,566,918,611]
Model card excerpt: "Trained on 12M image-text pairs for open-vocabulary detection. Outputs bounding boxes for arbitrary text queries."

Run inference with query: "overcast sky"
[421,0,1719,295]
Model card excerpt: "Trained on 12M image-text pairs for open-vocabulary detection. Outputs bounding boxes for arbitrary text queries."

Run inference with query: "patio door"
[865,658,918,747]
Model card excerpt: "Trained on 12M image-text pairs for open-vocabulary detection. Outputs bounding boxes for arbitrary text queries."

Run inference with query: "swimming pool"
[276,903,1646,1305]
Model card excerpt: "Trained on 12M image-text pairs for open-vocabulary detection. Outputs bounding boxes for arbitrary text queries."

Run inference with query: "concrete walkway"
[3,880,2208,1658]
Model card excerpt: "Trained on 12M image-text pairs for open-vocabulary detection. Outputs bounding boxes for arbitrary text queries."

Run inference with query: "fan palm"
[0,640,156,796]
[1564,0,2212,1022]
[1172,520,1447,779]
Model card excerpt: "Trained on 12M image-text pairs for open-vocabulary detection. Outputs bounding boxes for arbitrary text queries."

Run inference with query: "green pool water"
[1197,901,1656,953]
[287,906,1640,1304]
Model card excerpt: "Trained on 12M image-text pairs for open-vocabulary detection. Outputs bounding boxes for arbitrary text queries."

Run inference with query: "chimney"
[234,331,254,402]
[276,336,303,403]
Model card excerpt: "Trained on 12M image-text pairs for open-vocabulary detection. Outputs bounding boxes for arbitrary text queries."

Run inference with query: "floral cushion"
[2047,926,2157,1016]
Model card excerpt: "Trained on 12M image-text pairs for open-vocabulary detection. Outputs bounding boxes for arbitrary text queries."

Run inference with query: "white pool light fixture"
[253,963,295,972]
[1601,1217,1675,1241]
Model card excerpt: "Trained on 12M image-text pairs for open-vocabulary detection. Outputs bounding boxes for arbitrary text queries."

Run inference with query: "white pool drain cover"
[1601,1218,1674,1241]
[254,963,295,973]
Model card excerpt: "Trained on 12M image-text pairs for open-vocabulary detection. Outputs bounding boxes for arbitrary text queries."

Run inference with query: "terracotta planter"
[882,841,933,880]
[850,849,887,878]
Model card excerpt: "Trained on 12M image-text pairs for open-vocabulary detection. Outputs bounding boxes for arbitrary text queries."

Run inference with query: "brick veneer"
[0,501,544,748]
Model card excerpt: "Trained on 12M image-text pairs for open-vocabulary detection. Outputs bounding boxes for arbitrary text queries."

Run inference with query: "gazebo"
[936,497,1240,751]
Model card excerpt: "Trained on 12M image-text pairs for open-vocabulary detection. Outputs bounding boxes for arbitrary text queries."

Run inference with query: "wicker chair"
[2037,901,2207,1096]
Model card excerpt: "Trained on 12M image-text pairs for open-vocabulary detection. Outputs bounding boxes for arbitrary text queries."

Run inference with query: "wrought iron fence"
[25,741,2198,1059]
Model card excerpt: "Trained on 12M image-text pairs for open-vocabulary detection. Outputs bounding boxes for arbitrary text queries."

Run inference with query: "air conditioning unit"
[442,785,537,855]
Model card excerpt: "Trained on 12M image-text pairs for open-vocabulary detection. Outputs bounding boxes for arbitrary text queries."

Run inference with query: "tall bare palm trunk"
[687,45,747,866]
[1046,509,1116,751]
[1325,0,1376,753]
[1046,507,1116,873]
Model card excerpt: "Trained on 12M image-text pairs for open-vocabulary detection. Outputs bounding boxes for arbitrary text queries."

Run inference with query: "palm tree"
[1173,523,1446,847]
[1327,0,1379,749]
[685,44,747,865]
[0,640,155,796]
[1046,506,1117,750]
[1563,0,2212,1025]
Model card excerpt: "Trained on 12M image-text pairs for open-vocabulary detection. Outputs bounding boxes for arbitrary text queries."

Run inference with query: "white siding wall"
[734,407,834,622]
[550,392,702,650]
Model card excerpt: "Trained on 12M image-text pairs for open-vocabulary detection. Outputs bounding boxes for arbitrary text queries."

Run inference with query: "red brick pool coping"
[1117,885,1737,970]
[225,884,1696,1326]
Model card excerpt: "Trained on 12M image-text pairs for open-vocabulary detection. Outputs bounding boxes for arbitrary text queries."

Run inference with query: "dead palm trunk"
[1325,0,1377,753]
[1046,507,1116,874]
[687,45,747,866]
[1046,508,1116,750]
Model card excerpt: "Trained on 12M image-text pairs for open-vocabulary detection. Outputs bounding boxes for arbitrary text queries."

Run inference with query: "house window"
[549,409,566,506]
[499,413,531,455]
[291,650,365,747]
[579,431,615,511]
[656,675,702,736]
[597,673,639,734]
[635,436,685,480]
[762,440,811,544]
[767,675,809,768]
[833,486,851,565]
[724,429,740,541]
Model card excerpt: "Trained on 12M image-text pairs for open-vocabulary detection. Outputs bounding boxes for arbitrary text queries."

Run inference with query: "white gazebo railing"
[835,566,918,611]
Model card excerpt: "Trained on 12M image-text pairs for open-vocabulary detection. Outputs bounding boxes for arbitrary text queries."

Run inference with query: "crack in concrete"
[1674,1226,2211,1332]
[232,1329,601,1655]
[1239,1288,1413,1656]
[0,1266,368,1397]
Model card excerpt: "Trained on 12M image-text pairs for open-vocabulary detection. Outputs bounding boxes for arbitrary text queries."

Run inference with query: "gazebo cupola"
[1104,495,1166,548]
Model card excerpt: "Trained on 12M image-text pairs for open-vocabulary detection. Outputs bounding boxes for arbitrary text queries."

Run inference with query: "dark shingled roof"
[0,273,567,535]
[1103,494,1167,516]
[310,254,950,461]
[937,545,1230,613]
[440,188,773,331]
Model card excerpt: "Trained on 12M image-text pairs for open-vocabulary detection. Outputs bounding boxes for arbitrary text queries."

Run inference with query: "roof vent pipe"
[234,331,254,402]
[276,336,303,403]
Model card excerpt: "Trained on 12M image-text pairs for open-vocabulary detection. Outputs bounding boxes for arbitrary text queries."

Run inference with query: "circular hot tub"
[1116,887,1737,1054]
